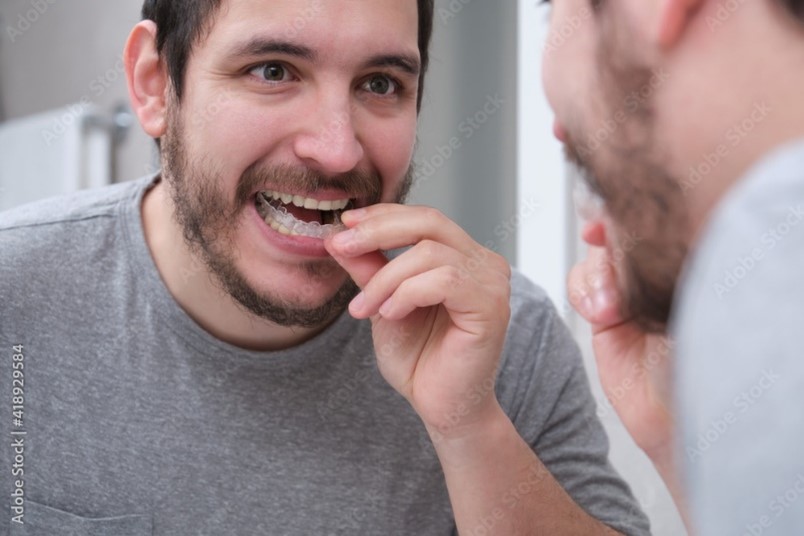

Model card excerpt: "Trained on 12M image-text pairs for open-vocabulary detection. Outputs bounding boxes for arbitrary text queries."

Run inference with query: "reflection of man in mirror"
[543,0,804,533]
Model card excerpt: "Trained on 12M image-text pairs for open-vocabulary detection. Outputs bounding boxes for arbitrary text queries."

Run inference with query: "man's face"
[161,0,420,328]
[542,0,689,332]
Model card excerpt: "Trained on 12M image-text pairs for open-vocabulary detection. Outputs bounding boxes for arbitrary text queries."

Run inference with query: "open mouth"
[255,190,353,239]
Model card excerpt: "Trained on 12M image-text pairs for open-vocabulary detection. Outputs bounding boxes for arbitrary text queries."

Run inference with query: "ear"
[125,21,169,139]
[656,0,706,49]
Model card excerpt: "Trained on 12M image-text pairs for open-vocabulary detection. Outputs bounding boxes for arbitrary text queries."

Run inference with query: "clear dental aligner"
[573,179,606,223]
[258,193,347,239]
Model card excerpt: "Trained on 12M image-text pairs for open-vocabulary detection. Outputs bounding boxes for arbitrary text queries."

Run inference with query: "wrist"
[641,433,677,475]
[425,398,508,447]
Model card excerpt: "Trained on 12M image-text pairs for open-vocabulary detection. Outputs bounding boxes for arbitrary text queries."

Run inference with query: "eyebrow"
[225,38,420,76]
[363,54,421,77]
[226,38,316,61]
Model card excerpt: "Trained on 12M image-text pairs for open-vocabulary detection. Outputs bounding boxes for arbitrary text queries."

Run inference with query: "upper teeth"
[262,190,350,211]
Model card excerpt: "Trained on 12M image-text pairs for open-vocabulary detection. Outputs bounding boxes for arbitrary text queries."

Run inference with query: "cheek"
[190,103,278,166]
[181,96,298,200]
[541,7,598,122]
[362,115,417,198]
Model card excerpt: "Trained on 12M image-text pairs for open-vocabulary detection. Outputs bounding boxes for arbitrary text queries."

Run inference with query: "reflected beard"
[160,114,413,328]
[562,39,688,333]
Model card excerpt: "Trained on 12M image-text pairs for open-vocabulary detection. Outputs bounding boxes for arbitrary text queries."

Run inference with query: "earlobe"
[656,0,705,49]
[125,21,169,139]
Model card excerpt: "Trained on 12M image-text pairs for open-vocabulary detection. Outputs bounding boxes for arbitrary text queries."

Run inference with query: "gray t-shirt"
[0,176,649,535]
[674,139,804,535]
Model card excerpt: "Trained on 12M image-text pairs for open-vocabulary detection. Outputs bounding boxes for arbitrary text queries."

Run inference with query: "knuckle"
[444,265,466,288]
[417,239,439,259]
[421,206,445,225]
[491,252,511,277]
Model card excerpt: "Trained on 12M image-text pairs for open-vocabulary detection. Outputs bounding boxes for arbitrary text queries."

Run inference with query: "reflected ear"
[125,21,169,139]
[656,0,706,49]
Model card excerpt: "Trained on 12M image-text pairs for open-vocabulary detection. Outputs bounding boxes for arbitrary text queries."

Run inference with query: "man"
[0,1,649,534]
[542,0,804,533]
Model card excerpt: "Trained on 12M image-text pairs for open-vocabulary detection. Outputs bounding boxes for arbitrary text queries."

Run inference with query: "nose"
[293,94,365,175]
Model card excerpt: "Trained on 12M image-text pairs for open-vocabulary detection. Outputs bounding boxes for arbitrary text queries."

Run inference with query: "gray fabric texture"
[674,139,804,535]
[0,176,649,535]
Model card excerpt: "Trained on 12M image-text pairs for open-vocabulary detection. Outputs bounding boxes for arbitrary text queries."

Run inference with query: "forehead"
[201,0,420,57]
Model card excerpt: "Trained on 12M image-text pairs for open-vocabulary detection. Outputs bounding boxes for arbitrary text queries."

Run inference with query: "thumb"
[568,246,624,332]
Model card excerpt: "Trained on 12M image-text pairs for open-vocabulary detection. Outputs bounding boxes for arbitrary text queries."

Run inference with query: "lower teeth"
[260,198,345,239]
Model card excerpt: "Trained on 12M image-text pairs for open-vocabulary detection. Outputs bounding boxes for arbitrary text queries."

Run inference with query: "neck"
[141,179,331,351]
[658,1,804,243]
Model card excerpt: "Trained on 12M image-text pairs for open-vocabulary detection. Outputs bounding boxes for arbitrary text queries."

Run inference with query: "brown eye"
[262,63,286,81]
[249,62,292,83]
[364,75,397,96]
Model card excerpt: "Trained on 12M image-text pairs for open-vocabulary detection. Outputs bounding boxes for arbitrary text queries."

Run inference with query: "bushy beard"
[563,16,690,333]
[160,107,414,329]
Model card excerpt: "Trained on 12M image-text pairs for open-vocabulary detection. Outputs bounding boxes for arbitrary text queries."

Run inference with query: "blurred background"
[0,0,685,533]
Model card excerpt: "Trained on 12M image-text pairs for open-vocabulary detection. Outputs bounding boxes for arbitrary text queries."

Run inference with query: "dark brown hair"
[141,0,434,111]
[783,0,804,18]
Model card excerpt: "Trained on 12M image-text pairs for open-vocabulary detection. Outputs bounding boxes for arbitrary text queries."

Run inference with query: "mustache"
[234,162,383,212]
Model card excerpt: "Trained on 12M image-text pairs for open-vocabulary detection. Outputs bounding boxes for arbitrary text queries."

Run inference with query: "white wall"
[413,0,518,264]
[516,1,687,534]
[0,0,157,184]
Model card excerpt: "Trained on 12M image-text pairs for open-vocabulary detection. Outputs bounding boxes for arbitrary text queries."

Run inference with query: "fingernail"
[343,208,367,222]
[379,298,393,317]
[332,229,357,247]
[350,291,366,313]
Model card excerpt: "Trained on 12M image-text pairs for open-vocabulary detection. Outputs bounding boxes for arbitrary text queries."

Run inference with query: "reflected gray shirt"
[674,139,804,535]
[0,176,649,535]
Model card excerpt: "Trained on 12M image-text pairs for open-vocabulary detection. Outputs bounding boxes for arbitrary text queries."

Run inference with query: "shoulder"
[0,176,153,284]
[0,177,150,233]
[674,141,804,534]
[496,269,584,416]
[674,140,804,334]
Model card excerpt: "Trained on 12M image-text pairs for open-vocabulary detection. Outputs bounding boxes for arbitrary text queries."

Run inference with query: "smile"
[255,190,353,239]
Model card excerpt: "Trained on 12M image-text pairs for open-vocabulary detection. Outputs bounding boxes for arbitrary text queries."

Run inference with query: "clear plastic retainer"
[264,200,347,239]
[572,179,606,223]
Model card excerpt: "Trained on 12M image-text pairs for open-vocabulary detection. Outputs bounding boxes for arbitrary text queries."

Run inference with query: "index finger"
[329,204,482,261]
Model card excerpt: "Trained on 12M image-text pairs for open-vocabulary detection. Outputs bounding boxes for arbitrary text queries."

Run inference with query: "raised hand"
[568,230,689,524]
[325,204,512,438]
